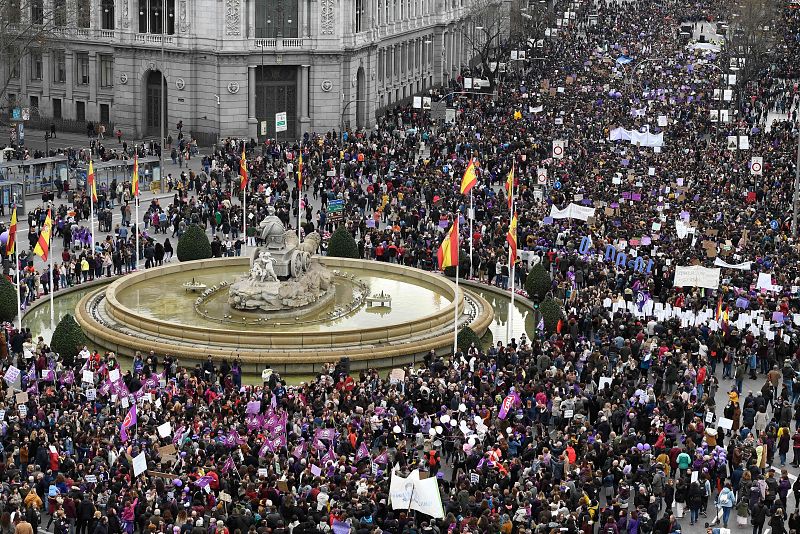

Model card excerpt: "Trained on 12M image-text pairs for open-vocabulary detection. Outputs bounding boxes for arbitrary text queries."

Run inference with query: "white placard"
[18,405,27,417]
[718,417,733,430]
[132,451,148,477]
[109,369,120,382]
[599,377,613,390]
[85,475,97,483]
[85,388,96,400]
[82,370,94,383]
[157,422,172,438]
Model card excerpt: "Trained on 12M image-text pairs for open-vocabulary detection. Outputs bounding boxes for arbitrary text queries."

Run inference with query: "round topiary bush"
[525,263,551,302]
[327,226,359,258]
[443,252,470,278]
[176,225,212,262]
[50,314,86,360]
[457,326,482,353]
[539,298,564,334]
[0,276,18,323]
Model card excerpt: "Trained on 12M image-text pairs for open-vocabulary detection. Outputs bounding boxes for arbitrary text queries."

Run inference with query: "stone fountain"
[228,209,333,312]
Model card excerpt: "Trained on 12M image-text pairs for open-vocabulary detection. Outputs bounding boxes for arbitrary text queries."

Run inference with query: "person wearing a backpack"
[717,483,735,528]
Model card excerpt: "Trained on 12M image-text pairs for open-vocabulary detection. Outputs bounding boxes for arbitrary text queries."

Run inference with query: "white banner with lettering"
[673,266,721,289]
[713,258,752,271]
[549,203,596,222]
[609,127,664,147]
[389,469,445,518]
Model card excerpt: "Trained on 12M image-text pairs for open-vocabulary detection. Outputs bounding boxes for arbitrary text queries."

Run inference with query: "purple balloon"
[173,479,183,487]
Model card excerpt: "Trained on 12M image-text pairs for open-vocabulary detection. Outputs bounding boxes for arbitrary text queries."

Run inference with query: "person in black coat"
[770,508,786,534]
[751,501,767,534]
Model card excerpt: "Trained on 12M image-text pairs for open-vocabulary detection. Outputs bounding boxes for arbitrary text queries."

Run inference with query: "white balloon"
[507,427,513,434]
[449,420,457,427]
[393,425,401,434]
[429,428,436,437]
[468,437,476,446]
[473,415,482,424]
[459,403,467,412]
[435,426,443,434]
[440,414,450,424]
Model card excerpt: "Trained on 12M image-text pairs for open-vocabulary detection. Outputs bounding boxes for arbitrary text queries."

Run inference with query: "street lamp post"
[793,124,800,238]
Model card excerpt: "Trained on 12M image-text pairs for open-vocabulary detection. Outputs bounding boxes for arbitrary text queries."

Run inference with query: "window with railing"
[30,50,43,80]
[255,0,298,38]
[53,50,66,83]
[77,0,91,27]
[76,53,89,85]
[139,0,176,34]
[100,55,114,87]
[102,0,115,29]
[31,0,44,24]
[54,0,67,27]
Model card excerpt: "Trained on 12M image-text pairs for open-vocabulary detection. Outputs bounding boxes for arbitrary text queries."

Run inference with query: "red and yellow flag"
[240,149,248,191]
[505,164,515,209]
[88,159,97,203]
[507,213,518,264]
[33,209,52,262]
[132,154,139,197]
[437,218,460,270]
[460,159,477,195]
[6,207,16,256]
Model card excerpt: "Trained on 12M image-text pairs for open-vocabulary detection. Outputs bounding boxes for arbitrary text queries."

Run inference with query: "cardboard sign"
[389,369,405,385]
[158,444,177,456]
[15,392,28,404]
[219,492,232,503]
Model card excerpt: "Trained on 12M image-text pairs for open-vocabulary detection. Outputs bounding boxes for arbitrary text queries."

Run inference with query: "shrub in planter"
[176,225,212,262]
[457,326,482,353]
[524,263,551,302]
[50,314,86,360]
[327,226,359,258]
[539,297,564,334]
[0,276,17,323]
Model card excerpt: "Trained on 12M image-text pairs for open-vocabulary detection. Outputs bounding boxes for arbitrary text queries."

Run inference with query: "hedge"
[327,226,360,258]
[539,298,564,334]
[50,314,86,360]
[0,276,17,323]
[525,263,551,302]
[177,225,212,262]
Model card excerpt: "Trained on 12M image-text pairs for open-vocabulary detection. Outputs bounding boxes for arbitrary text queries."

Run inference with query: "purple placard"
[680,211,690,221]
[632,193,642,201]
[677,178,684,186]
[693,194,700,201]
[366,219,376,228]
[543,216,554,225]
[735,297,749,309]
[622,192,632,200]
[439,220,450,228]
[613,219,622,227]
[581,199,592,205]
[772,311,784,323]
[610,202,619,209]
[641,236,652,245]
[246,401,261,414]
[621,159,630,167]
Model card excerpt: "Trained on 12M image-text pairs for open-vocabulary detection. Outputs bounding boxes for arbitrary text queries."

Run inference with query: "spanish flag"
[505,164,515,209]
[5,207,16,256]
[437,218,459,270]
[88,159,97,203]
[33,209,53,262]
[460,159,477,195]
[715,296,723,322]
[132,154,139,197]
[240,149,248,191]
[297,151,303,191]
[506,213,518,264]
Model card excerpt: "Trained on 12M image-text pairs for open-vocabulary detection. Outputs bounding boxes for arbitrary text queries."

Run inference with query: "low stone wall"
[75,258,494,375]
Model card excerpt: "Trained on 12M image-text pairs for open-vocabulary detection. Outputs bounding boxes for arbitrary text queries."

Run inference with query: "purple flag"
[292,442,306,459]
[312,437,326,451]
[373,450,389,465]
[271,432,287,450]
[120,405,137,442]
[246,414,262,432]
[221,455,235,474]
[355,442,370,463]
[258,438,272,457]
[246,401,261,414]
[498,392,520,420]
[321,445,337,465]
[173,426,185,445]
[332,520,350,534]
[61,370,74,385]
[315,428,336,441]
[195,475,213,488]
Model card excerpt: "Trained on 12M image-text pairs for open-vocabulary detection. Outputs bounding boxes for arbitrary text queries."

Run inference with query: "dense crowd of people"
[1,0,800,532]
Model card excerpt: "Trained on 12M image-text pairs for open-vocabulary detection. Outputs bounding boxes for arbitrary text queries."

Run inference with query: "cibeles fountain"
[227,210,335,315]
[75,213,495,377]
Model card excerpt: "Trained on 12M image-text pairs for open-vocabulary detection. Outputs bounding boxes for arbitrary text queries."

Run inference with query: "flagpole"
[134,149,140,270]
[49,232,54,329]
[13,206,21,332]
[242,181,247,255]
[508,226,515,343]
[454,254,459,356]
[89,177,96,258]
[469,190,473,279]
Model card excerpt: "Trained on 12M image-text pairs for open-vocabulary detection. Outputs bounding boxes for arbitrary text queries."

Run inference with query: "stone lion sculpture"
[283,231,321,255]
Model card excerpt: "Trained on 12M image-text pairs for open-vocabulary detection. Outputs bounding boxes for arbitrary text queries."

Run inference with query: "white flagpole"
[506,170,515,343]
[469,190,473,279]
[49,234,54,329]
[89,182,96,258]
[14,207,21,332]
[134,149,140,270]
[454,259,459,355]
[297,188,302,241]
[242,182,247,255]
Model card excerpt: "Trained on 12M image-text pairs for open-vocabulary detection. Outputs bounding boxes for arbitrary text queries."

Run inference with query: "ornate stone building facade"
[2,0,479,141]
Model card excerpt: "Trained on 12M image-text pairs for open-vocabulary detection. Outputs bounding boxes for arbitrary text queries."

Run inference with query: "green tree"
[0,276,17,323]
[327,226,360,258]
[524,263,551,302]
[50,314,86,360]
[457,326,482,353]
[176,225,212,262]
[539,298,563,334]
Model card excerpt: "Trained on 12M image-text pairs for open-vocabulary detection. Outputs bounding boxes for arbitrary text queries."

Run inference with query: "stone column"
[42,51,51,98]
[299,64,310,134]
[297,0,306,37]
[65,50,74,101]
[89,51,98,106]
[248,65,257,138]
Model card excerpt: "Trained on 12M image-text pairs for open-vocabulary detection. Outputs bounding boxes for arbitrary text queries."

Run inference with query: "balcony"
[133,33,175,45]
[75,28,90,38]
[252,38,304,49]
[97,29,115,40]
